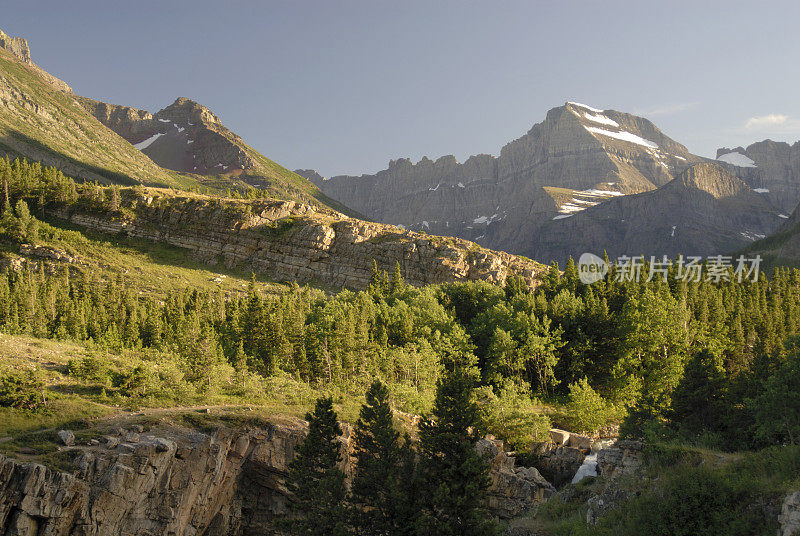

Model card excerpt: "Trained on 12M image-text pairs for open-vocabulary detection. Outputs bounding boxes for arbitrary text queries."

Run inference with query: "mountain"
[304,102,704,258]
[79,96,350,211]
[526,162,786,265]
[0,30,191,188]
[715,141,800,215]
[741,197,800,267]
[0,27,345,212]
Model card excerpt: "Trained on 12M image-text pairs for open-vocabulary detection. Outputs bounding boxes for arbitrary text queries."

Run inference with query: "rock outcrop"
[476,437,555,519]
[0,29,71,93]
[779,491,800,536]
[596,440,644,479]
[50,190,544,290]
[0,422,554,534]
[0,421,329,535]
[307,102,703,261]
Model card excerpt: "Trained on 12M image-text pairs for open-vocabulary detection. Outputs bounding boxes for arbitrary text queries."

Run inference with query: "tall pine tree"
[415,369,498,536]
[284,396,348,535]
[350,379,404,535]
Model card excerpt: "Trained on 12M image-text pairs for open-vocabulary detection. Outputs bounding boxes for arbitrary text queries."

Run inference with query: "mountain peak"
[0,29,30,64]
[675,162,752,198]
[157,97,220,126]
[0,28,71,93]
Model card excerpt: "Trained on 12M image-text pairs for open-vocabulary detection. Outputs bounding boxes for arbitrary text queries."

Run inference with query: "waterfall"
[571,452,598,484]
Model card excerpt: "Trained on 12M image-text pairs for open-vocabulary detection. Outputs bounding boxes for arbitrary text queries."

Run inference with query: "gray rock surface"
[716,141,800,214]
[477,437,555,519]
[0,423,551,534]
[528,162,785,265]
[596,440,644,479]
[57,430,75,446]
[779,491,800,536]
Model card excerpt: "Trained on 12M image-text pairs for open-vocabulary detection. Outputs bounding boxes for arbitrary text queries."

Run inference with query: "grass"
[527,441,800,536]
[19,214,294,299]
[0,333,393,467]
[0,49,195,190]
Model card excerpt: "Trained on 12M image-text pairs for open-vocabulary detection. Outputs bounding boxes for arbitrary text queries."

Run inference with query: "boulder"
[57,430,75,446]
[566,434,592,450]
[548,429,570,445]
[596,440,644,479]
[779,491,800,536]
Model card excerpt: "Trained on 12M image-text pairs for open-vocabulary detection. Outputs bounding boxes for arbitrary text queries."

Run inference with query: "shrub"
[67,355,111,385]
[476,380,551,449]
[0,369,46,410]
[565,378,614,433]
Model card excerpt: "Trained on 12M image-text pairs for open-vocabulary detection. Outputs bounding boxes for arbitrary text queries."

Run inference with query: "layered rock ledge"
[50,191,545,290]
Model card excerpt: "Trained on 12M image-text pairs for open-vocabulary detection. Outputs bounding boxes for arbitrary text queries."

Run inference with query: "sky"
[5,1,800,177]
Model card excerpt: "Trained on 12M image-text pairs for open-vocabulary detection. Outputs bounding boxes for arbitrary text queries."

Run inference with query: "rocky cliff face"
[0,29,72,93]
[526,163,786,265]
[716,141,800,214]
[743,197,800,267]
[306,102,703,258]
[78,97,342,210]
[0,420,336,535]
[51,190,544,290]
[79,97,258,176]
[0,420,553,535]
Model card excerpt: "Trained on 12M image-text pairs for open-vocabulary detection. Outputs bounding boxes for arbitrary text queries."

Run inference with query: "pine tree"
[390,262,405,295]
[415,368,498,536]
[669,348,727,435]
[284,396,348,536]
[350,379,402,535]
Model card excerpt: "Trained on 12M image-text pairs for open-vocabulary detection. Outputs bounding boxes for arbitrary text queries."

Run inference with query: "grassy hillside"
[0,48,195,189]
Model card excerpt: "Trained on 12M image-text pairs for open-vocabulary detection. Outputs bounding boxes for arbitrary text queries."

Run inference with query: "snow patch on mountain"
[584,126,659,149]
[134,133,164,150]
[583,112,619,127]
[568,101,604,113]
[717,151,756,168]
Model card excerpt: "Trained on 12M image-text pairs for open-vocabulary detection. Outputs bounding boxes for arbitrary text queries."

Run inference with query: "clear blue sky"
[5,1,800,177]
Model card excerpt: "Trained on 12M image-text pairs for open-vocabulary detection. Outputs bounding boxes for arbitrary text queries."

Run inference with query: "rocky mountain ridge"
[0,27,340,211]
[304,102,706,260]
[79,96,345,211]
[47,188,545,290]
[0,32,190,189]
[715,140,800,214]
